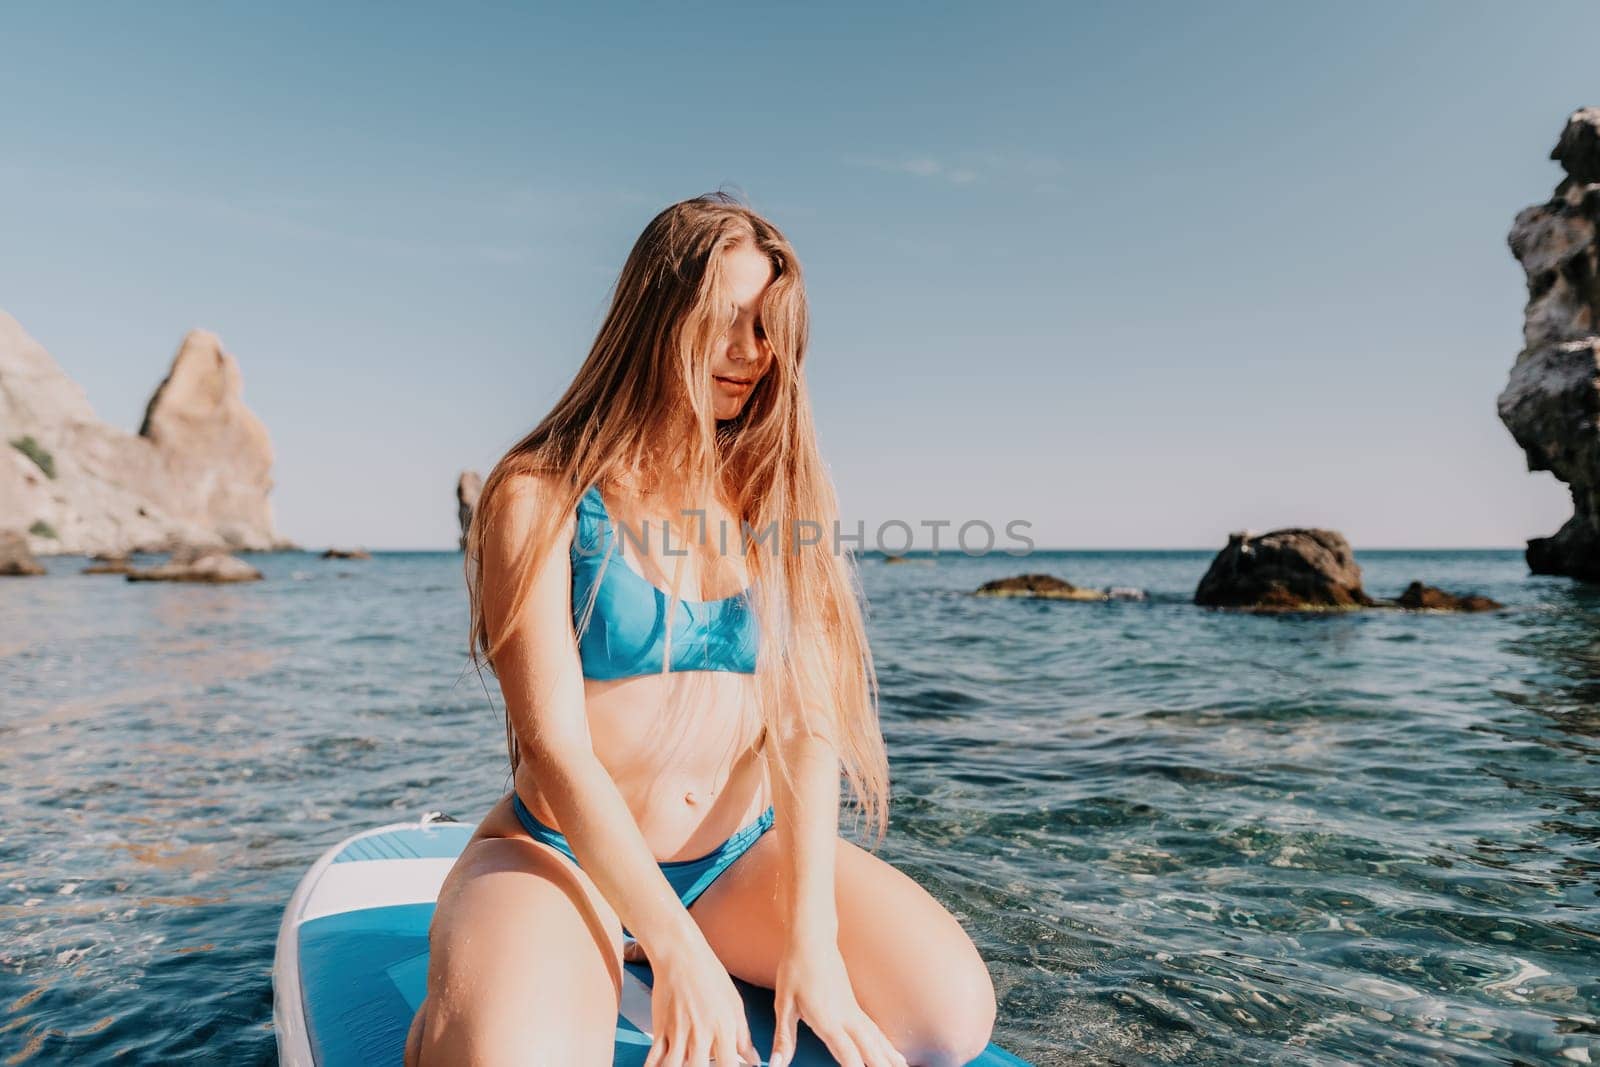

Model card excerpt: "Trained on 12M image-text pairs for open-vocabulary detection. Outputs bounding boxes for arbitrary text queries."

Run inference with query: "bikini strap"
[572,484,610,557]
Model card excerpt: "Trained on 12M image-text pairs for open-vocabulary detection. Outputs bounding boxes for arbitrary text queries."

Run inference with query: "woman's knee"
[895,932,997,1066]
[839,847,997,1065]
[907,991,996,1066]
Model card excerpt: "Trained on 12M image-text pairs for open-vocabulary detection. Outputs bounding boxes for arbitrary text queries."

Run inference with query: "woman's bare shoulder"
[483,469,577,548]
[495,467,566,506]
[475,470,581,647]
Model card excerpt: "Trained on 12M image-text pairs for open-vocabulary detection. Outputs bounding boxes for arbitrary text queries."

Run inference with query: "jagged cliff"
[1499,107,1600,582]
[0,311,294,556]
[457,470,482,551]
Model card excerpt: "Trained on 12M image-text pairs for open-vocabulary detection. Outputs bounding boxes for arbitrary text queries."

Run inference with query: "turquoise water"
[2,549,1597,1065]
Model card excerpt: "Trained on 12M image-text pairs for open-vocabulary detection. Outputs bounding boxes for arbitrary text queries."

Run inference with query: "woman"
[405,193,997,1067]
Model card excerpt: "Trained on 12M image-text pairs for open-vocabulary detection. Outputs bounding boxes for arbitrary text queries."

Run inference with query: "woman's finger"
[643,1027,668,1067]
[813,1021,866,1067]
[737,1020,759,1066]
[662,1016,693,1067]
[848,1013,906,1067]
[679,1025,710,1067]
[710,1025,741,1067]
[769,995,799,1067]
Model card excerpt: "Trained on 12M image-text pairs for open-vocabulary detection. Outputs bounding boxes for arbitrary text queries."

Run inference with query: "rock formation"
[1195,530,1506,613]
[1394,582,1502,612]
[0,311,294,556]
[126,546,263,583]
[1499,107,1600,582]
[0,529,45,575]
[974,573,1110,601]
[82,551,132,575]
[457,470,483,550]
[1195,529,1374,611]
[321,547,372,560]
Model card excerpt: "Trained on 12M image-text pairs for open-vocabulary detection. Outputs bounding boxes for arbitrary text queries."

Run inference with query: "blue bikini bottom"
[510,791,775,924]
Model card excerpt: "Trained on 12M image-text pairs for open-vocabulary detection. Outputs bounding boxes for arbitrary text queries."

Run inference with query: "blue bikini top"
[569,484,760,680]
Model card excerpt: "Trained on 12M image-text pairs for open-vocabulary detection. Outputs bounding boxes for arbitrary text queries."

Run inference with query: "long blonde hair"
[462,191,890,839]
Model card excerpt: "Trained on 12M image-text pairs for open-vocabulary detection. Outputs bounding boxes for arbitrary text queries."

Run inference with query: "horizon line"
[197,543,1534,555]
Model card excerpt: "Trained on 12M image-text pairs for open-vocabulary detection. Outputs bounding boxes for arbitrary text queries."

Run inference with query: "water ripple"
[2,550,1599,1063]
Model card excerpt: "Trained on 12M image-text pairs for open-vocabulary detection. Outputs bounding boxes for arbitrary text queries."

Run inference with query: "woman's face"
[709,241,776,421]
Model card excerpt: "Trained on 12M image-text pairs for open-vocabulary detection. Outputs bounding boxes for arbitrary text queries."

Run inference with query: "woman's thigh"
[688,833,997,1067]
[407,831,624,1067]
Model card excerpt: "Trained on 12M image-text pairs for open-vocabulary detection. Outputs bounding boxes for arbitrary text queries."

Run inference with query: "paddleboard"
[273,810,1032,1066]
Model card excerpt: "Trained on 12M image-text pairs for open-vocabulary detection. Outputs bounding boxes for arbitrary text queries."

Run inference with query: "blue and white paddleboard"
[273,811,1032,1066]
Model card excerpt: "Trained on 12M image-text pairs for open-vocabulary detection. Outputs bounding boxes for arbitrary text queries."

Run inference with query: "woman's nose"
[727,328,757,362]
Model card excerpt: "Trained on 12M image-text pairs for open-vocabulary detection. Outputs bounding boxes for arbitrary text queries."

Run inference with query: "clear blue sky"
[2,1,1594,549]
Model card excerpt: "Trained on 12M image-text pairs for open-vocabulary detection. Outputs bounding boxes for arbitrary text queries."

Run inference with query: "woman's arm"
[767,730,842,944]
[483,473,757,1067]
[763,705,906,1067]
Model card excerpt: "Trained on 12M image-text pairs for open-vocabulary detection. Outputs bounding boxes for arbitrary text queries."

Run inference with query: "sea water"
[1,549,1596,1064]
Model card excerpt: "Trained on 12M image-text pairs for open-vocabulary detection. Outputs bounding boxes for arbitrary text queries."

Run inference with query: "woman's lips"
[714,376,753,392]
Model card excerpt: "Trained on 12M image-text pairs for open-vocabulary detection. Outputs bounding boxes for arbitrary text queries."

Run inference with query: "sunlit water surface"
[2,549,1597,1064]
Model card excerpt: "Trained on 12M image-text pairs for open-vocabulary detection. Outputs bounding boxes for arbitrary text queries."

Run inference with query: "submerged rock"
[1498,107,1600,582]
[974,573,1110,601]
[0,529,45,575]
[1392,581,1502,612]
[126,546,262,583]
[1195,529,1374,611]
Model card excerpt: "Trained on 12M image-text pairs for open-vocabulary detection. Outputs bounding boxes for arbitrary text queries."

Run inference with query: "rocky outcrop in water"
[1195,529,1505,613]
[126,546,263,583]
[457,470,482,551]
[0,529,45,575]
[1498,107,1600,582]
[974,573,1110,601]
[1394,582,1502,612]
[1195,529,1374,610]
[0,311,294,557]
[82,551,132,575]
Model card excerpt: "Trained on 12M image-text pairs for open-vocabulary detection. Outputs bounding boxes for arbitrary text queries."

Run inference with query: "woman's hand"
[641,934,760,1067]
[769,940,907,1067]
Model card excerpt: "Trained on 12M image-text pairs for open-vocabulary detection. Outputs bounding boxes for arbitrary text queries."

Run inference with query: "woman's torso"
[479,479,770,861]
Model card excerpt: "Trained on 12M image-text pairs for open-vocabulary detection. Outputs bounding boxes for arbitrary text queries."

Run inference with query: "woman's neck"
[611,459,724,510]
